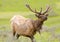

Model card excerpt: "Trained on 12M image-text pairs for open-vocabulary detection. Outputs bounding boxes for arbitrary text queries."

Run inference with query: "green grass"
[0,0,60,42]
[45,16,60,26]
[0,12,60,42]
[0,0,60,12]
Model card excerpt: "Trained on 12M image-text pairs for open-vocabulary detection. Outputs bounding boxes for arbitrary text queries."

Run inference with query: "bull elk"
[10,4,50,42]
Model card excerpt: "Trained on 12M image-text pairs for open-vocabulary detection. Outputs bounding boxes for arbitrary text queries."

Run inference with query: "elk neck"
[33,19,44,31]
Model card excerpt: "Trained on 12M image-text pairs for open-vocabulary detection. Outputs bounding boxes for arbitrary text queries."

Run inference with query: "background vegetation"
[0,0,60,42]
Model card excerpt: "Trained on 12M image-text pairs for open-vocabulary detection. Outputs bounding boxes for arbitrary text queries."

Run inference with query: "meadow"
[0,0,60,42]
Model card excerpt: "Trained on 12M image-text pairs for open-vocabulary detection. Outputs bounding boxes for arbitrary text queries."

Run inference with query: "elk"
[10,4,50,42]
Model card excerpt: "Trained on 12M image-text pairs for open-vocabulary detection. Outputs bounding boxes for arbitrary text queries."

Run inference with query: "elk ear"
[45,14,48,16]
[35,14,39,17]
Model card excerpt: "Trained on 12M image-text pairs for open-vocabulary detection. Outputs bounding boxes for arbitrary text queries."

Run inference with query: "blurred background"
[0,0,60,42]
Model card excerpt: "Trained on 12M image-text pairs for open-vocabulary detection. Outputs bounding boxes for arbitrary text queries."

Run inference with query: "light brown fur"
[10,4,50,42]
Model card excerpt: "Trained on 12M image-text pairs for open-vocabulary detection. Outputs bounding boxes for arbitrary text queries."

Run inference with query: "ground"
[0,0,60,42]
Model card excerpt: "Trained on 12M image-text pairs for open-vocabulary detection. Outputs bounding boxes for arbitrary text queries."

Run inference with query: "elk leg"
[13,31,16,36]
[13,28,16,36]
[12,31,16,40]
[16,34,20,39]
[38,30,41,34]
[29,36,36,42]
[12,26,16,36]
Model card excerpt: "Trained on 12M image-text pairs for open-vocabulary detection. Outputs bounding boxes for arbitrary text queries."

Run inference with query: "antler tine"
[40,8,42,14]
[43,6,50,15]
[26,4,39,13]
[35,9,37,12]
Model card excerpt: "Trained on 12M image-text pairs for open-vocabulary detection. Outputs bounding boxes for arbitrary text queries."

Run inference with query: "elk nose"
[45,18,47,20]
[43,17,47,20]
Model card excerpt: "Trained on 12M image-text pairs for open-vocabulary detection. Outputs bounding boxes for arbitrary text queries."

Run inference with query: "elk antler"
[39,8,42,14]
[42,6,50,15]
[26,4,50,15]
[26,4,39,14]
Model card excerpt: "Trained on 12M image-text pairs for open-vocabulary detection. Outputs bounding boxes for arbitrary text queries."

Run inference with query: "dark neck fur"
[35,19,43,27]
[30,19,44,36]
[33,19,44,31]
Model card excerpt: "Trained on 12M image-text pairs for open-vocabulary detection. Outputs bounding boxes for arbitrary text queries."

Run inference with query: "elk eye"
[45,14,48,16]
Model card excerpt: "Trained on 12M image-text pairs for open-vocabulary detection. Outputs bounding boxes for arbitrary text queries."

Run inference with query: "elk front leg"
[29,36,36,42]
[38,30,41,34]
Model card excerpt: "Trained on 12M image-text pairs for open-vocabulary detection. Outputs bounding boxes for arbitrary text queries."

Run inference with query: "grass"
[0,0,60,42]
[0,0,59,12]
[45,16,60,26]
[0,12,60,42]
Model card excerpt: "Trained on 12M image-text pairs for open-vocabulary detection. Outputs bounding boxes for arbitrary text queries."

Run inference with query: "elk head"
[26,4,50,22]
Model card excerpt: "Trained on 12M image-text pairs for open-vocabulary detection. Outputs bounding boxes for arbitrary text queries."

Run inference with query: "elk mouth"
[44,18,47,21]
[41,18,47,21]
